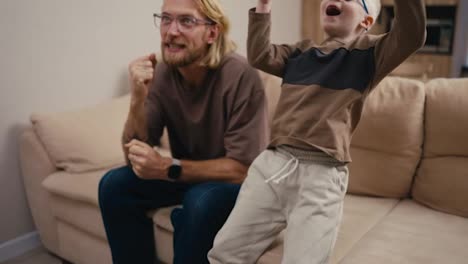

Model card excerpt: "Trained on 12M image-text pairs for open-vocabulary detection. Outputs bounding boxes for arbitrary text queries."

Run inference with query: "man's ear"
[360,15,374,31]
[206,24,220,44]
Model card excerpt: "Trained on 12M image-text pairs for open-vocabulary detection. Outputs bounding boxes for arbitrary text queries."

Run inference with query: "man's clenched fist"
[125,139,172,180]
[128,53,157,99]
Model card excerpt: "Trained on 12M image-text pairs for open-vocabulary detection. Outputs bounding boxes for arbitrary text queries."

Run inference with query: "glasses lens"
[153,14,160,28]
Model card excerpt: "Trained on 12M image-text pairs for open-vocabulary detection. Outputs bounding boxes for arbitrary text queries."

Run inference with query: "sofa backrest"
[28,70,280,174]
[347,77,426,198]
[30,95,129,173]
[257,70,282,124]
[258,73,427,199]
[412,78,468,218]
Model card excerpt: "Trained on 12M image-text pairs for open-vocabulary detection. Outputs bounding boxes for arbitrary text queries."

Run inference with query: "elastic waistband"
[276,145,345,166]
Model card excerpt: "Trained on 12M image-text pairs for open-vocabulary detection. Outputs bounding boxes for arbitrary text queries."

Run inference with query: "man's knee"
[98,166,135,206]
[182,183,240,222]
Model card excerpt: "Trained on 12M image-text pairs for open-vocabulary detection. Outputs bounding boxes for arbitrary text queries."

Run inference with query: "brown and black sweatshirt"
[248,0,426,162]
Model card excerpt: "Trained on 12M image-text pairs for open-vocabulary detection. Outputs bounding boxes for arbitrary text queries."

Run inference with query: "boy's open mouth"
[326,5,341,16]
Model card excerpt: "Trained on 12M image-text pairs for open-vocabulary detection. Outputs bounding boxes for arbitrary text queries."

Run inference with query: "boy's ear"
[360,15,374,31]
[206,24,220,44]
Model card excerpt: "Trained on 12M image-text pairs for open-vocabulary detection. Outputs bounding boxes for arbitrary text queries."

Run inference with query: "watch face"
[169,165,182,180]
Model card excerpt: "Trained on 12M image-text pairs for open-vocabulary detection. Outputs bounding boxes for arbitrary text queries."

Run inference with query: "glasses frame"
[153,13,215,32]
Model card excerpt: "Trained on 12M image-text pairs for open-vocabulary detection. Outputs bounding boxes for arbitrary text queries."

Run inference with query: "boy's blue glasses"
[362,0,369,14]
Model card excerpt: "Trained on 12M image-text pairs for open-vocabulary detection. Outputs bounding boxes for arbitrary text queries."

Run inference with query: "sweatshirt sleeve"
[371,0,426,87]
[247,8,298,78]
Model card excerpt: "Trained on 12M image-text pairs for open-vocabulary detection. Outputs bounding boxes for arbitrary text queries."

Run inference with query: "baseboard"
[0,231,41,262]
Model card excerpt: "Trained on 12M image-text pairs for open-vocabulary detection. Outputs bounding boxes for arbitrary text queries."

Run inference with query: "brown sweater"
[247,0,426,162]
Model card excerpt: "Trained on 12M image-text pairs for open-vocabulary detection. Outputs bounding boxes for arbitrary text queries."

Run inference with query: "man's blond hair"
[194,0,236,68]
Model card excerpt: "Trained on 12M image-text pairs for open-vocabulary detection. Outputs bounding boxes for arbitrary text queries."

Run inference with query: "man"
[98,0,269,263]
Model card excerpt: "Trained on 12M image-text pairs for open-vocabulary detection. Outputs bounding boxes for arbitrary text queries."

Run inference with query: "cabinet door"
[406,54,452,78]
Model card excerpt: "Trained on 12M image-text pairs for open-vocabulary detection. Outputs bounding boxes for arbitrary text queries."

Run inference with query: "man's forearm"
[122,97,148,163]
[178,158,248,184]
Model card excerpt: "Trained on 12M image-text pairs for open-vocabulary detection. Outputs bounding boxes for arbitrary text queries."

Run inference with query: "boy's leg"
[171,182,240,264]
[281,163,348,264]
[98,166,190,264]
[208,150,287,264]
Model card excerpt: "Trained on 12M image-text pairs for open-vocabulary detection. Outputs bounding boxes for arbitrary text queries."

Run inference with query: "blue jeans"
[98,166,240,264]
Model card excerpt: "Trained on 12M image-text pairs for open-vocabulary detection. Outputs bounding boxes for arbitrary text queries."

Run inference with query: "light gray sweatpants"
[208,146,348,264]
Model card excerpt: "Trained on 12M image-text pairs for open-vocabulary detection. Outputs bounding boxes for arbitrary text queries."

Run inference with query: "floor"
[1,247,62,264]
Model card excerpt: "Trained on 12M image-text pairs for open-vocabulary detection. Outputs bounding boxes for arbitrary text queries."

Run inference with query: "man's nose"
[167,21,181,35]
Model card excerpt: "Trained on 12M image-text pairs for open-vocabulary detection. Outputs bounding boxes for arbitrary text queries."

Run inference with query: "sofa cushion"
[42,169,109,206]
[257,70,282,124]
[412,78,468,218]
[31,95,130,173]
[43,168,179,242]
[340,200,468,264]
[348,77,425,198]
[152,194,399,264]
[330,195,399,263]
[255,195,400,264]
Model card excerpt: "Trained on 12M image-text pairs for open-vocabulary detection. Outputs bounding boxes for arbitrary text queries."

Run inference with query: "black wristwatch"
[168,158,182,180]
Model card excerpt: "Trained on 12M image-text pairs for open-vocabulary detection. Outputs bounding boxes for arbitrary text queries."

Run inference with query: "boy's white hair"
[365,0,381,22]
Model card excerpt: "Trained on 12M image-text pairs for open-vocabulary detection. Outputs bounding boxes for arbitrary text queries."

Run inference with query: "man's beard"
[161,42,207,67]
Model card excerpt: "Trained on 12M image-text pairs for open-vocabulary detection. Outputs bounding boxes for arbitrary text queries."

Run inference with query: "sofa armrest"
[18,127,60,254]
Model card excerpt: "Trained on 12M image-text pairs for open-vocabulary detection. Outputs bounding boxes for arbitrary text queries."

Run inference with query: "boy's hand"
[256,0,271,13]
[128,53,157,101]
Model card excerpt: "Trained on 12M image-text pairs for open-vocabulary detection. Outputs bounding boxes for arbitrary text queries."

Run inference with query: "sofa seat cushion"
[43,168,180,239]
[341,200,468,264]
[152,194,399,264]
[42,168,111,206]
[413,78,468,218]
[256,195,399,264]
[349,77,425,198]
[152,195,398,264]
[330,195,399,263]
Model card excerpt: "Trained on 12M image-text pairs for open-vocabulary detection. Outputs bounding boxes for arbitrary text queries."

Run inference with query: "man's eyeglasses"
[361,0,369,14]
[153,13,215,32]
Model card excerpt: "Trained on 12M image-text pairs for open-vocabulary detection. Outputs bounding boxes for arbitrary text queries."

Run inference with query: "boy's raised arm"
[372,0,427,85]
[247,0,297,78]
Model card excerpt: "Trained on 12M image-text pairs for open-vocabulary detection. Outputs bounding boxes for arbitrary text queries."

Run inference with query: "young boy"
[208,0,426,263]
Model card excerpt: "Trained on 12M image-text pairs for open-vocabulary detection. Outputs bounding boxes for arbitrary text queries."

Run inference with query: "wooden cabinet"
[302,0,467,78]
[405,53,452,79]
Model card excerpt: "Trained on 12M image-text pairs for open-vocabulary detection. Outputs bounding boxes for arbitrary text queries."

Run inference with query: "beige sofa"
[19,72,468,264]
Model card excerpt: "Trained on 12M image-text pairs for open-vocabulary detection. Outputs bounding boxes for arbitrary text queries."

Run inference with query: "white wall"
[0,0,301,246]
